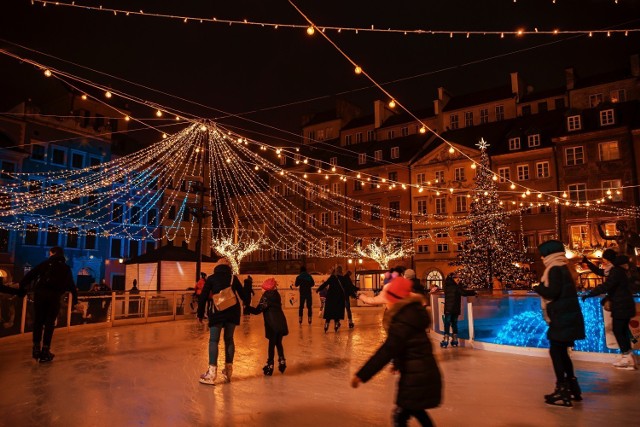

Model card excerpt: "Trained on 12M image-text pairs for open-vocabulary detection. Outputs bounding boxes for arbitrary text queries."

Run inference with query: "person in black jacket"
[291,265,315,325]
[343,270,358,328]
[242,275,255,315]
[442,273,476,348]
[317,265,346,333]
[3,246,78,363]
[351,275,442,427]
[246,278,289,375]
[582,255,637,370]
[533,240,585,407]
[197,259,245,385]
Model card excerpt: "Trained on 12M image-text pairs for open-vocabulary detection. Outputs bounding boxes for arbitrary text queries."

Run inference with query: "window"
[569,225,589,249]
[110,238,122,258]
[464,111,473,127]
[168,205,176,220]
[450,114,459,130]
[567,115,582,131]
[374,150,383,161]
[568,183,587,202]
[71,152,84,169]
[367,130,375,141]
[417,238,430,254]
[321,212,329,227]
[416,173,426,186]
[565,146,585,166]
[358,153,366,165]
[498,167,510,183]
[130,206,141,224]
[388,172,397,183]
[495,105,505,121]
[389,201,400,218]
[332,182,342,195]
[370,175,379,189]
[480,108,489,124]
[517,165,530,181]
[610,89,626,103]
[308,214,317,227]
[353,205,362,221]
[279,156,286,166]
[332,211,340,225]
[387,130,395,139]
[417,200,427,215]
[435,197,446,215]
[46,225,59,247]
[317,129,326,141]
[31,144,46,161]
[330,157,337,166]
[538,101,548,113]
[454,167,465,181]
[112,203,123,223]
[128,240,139,258]
[51,147,66,166]
[602,179,622,201]
[320,184,329,199]
[589,93,603,108]
[371,204,381,220]
[272,185,281,195]
[85,229,97,250]
[354,180,363,191]
[600,109,615,126]
[527,134,540,147]
[391,146,399,159]
[436,232,449,253]
[356,132,363,143]
[536,162,550,178]
[508,137,521,150]
[345,135,352,145]
[25,224,39,245]
[182,207,190,222]
[401,127,409,137]
[555,98,565,109]
[455,195,467,212]
[522,105,531,116]
[540,205,553,214]
[147,209,157,226]
[66,228,79,248]
[599,141,619,161]
[435,170,445,184]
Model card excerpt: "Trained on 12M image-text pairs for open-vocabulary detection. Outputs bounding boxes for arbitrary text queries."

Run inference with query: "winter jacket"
[197,264,245,326]
[410,277,425,295]
[242,277,255,303]
[317,275,346,320]
[19,254,78,304]
[443,277,476,316]
[194,278,205,296]
[533,265,585,342]
[342,274,358,299]
[356,296,442,410]
[246,289,289,339]
[293,272,315,296]
[585,265,636,319]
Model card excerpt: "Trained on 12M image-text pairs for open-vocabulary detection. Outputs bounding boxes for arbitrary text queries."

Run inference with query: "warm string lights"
[213,236,264,274]
[354,239,414,269]
[30,0,638,38]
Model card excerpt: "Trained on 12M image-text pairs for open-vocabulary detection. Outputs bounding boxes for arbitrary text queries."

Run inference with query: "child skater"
[245,278,289,375]
[351,275,442,427]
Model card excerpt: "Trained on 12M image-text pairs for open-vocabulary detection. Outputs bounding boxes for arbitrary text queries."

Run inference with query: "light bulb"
[81,94,87,100]
[510,184,515,190]
[354,66,362,74]
[124,115,130,121]
[388,100,396,108]
[419,126,426,134]
[471,163,476,169]
[105,91,112,98]
[306,26,315,35]
[156,110,163,117]
[449,147,455,154]
[43,69,52,77]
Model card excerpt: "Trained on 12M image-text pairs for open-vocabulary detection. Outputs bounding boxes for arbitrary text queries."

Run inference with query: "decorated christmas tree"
[453,139,527,289]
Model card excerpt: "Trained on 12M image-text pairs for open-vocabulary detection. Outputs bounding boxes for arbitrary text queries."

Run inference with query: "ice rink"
[0,307,638,427]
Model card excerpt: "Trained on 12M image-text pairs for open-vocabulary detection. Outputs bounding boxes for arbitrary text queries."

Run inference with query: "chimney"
[510,72,523,101]
[374,100,394,129]
[434,87,450,115]
[565,67,575,90]
[630,54,639,77]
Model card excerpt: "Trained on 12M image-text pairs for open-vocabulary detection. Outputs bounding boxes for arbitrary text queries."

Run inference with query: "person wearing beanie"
[441,273,476,348]
[582,255,637,370]
[532,240,585,407]
[245,278,289,376]
[404,269,425,298]
[582,248,617,278]
[351,273,441,426]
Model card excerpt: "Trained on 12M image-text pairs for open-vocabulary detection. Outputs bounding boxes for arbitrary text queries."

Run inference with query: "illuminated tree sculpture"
[453,139,527,289]
[355,239,413,270]
[213,236,263,274]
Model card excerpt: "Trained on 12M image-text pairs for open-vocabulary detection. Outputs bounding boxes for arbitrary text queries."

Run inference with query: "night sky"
[1,0,639,143]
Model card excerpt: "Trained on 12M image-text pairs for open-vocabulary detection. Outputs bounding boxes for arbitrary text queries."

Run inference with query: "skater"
[351,274,442,427]
[245,278,289,375]
[581,248,617,278]
[441,273,476,348]
[1,246,78,362]
[197,258,245,385]
[405,269,425,299]
[343,270,358,328]
[317,265,346,332]
[291,266,314,324]
[582,254,637,370]
[192,272,207,313]
[533,240,585,407]
[242,275,255,315]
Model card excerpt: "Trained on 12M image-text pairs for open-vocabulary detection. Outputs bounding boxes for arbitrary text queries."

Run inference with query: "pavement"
[0,307,638,427]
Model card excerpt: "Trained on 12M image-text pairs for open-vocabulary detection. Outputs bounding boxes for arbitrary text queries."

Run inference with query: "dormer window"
[567,115,582,131]
[358,153,366,165]
[527,134,540,147]
[600,109,614,126]
[508,137,521,150]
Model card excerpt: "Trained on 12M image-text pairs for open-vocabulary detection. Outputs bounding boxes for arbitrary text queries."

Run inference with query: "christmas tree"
[453,139,527,289]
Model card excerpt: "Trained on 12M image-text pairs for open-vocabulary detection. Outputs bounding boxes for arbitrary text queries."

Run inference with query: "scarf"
[539,252,568,324]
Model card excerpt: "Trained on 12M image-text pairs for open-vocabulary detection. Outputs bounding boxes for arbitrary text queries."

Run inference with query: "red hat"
[385,276,412,303]
[261,278,277,291]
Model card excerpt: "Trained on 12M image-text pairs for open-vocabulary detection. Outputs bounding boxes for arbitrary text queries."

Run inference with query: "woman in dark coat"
[582,255,637,370]
[442,273,476,347]
[533,240,585,407]
[246,278,289,375]
[197,259,245,385]
[351,276,442,427]
[316,265,346,332]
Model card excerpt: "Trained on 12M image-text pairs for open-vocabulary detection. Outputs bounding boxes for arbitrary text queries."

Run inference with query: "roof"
[443,85,514,112]
[125,244,219,264]
[519,86,566,103]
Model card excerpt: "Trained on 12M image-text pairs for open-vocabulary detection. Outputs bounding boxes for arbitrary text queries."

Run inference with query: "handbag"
[212,276,238,312]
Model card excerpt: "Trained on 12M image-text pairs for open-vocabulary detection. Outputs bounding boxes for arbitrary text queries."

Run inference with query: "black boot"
[348,320,355,329]
[32,345,41,361]
[335,321,341,332]
[263,360,274,376]
[308,316,312,325]
[39,347,55,363]
[324,322,329,333]
[299,316,303,325]
[278,358,287,373]
[568,377,582,401]
[544,381,572,407]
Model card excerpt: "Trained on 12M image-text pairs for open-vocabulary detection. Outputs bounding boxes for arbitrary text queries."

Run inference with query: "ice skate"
[334,321,341,332]
[544,382,572,407]
[324,322,329,333]
[348,321,355,329]
[278,358,287,374]
[32,345,41,361]
[263,360,274,376]
[299,316,303,325]
[440,334,449,348]
[568,377,582,401]
[450,334,459,347]
[308,316,312,325]
[199,365,217,385]
[38,347,54,363]
[221,363,233,383]
[614,352,637,370]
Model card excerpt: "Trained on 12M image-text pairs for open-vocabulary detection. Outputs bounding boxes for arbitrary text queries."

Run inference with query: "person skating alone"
[291,265,314,325]
[343,270,358,328]
[245,278,289,375]
[351,274,442,427]
[441,273,476,348]
[242,275,255,315]
[317,265,347,332]
[533,240,585,407]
